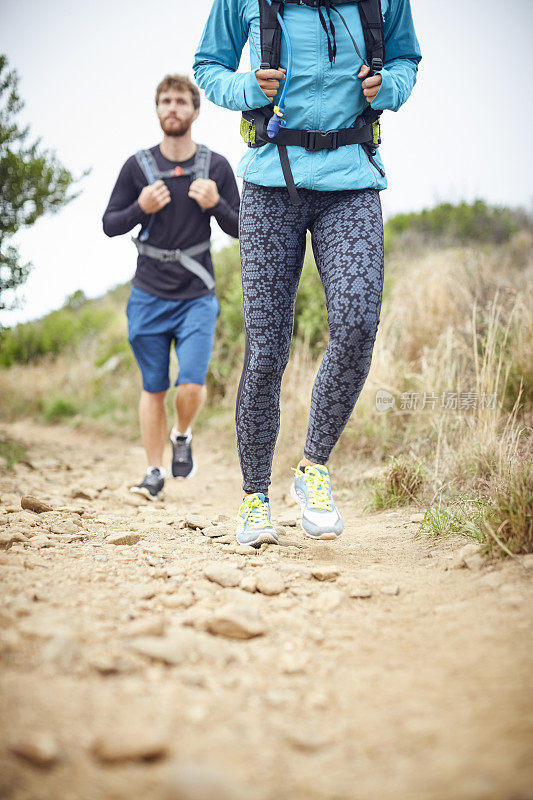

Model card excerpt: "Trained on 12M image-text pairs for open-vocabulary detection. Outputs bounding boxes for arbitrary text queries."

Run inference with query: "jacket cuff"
[369,68,397,112]
[243,71,271,109]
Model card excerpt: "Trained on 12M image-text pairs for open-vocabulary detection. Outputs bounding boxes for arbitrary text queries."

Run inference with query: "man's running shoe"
[291,462,343,540]
[236,493,279,548]
[171,430,196,479]
[130,467,165,501]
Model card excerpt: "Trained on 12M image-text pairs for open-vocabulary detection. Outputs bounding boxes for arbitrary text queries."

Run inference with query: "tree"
[0,54,82,314]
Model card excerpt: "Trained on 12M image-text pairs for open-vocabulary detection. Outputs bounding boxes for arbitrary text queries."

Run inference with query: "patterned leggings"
[236,180,384,494]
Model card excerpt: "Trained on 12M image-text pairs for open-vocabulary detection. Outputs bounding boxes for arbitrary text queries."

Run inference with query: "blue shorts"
[126,286,220,393]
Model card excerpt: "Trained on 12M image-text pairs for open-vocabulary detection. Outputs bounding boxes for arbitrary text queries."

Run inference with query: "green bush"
[0,303,113,367]
[43,395,80,422]
[384,200,531,250]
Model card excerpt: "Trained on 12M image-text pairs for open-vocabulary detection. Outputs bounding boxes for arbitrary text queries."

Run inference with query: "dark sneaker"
[130,467,165,501]
[171,432,196,479]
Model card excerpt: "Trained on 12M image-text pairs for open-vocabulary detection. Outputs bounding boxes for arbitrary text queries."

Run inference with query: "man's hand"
[188,178,220,210]
[255,68,286,100]
[138,180,171,214]
[358,64,383,102]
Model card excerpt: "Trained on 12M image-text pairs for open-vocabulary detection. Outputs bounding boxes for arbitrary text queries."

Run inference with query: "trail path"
[0,420,532,800]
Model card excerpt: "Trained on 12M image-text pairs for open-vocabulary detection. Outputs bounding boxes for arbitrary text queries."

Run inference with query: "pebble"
[277,515,298,527]
[129,635,187,665]
[451,543,481,570]
[280,652,307,674]
[9,733,61,767]
[92,730,168,763]
[235,545,257,555]
[132,583,159,601]
[239,574,257,593]
[126,616,166,637]
[410,512,426,523]
[311,566,340,582]
[255,567,285,596]
[182,514,211,530]
[206,604,266,639]
[204,563,242,588]
[315,588,345,611]
[106,532,141,546]
[21,496,53,513]
[285,730,332,752]
[0,531,27,549]
[27,535,55,549]
[380,584,400,596]
[212,514,231,524]
[201,525,231,538]
[161,591,196,609]
[70,487,97,500]
[348,586,373,599]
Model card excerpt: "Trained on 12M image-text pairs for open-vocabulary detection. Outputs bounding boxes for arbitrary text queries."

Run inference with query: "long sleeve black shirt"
[102,144,240,300]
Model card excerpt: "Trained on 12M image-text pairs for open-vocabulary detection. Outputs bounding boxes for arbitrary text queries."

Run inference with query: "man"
[194,0,421,545]
[103,74,240,500]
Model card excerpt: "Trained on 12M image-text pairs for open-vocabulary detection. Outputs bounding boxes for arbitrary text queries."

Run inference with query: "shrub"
[43,395,80,422]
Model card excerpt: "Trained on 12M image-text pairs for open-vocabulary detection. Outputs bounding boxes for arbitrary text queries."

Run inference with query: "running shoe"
[171,430,196,479]
[291,462,344,539]
[236,492,279,547]
[130,467,165,501]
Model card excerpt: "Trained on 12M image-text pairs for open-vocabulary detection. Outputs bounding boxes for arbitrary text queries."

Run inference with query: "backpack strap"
[259,0,284,69]
[135,149,159,183]
[356,0,385,73]
[193,144,212,180]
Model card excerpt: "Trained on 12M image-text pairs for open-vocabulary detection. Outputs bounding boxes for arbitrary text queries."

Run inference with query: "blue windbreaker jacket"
[193,0,422,192]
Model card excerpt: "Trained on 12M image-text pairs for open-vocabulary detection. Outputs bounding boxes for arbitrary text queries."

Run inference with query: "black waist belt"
[264,122,374,151]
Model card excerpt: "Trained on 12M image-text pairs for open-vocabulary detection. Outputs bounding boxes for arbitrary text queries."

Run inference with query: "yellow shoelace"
[237,493,271,529]
[293,464,333,510]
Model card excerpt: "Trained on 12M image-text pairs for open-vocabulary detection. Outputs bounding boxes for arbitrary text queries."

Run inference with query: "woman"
[194,0,422,546]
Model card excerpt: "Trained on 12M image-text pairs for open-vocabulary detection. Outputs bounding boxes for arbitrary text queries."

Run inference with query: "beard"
[160,116,193,137]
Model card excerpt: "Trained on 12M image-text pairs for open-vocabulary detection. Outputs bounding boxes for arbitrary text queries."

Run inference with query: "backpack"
[134,144,212,242]
[240,0,385,205]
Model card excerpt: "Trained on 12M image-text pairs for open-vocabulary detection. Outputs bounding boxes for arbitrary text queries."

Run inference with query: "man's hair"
[155,75,200,110]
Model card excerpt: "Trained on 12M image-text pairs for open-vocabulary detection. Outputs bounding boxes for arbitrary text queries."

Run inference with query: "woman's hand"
[358,64,383,102]
[255,68,286,100]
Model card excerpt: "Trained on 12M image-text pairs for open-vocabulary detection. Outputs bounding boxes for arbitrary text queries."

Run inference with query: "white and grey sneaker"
[130,467,165,501]
[291,462,343,540]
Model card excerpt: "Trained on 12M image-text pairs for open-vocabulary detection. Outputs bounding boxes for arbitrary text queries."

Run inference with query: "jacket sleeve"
[210,158,240,239]
[102,158,147,237]
[370,0,422,113]
[193,0,270,111]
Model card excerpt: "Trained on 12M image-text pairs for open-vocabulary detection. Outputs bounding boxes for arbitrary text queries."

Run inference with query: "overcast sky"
[1,0,532,326]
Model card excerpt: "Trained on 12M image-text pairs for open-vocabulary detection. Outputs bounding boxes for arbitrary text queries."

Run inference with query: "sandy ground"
[0,419,532,800]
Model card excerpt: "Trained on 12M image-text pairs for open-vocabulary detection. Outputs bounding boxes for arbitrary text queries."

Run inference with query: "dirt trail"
[0,420,532,800]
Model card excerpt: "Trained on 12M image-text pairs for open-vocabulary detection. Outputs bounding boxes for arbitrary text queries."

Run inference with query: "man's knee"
[142,389,168,402]
[176,382,205,397]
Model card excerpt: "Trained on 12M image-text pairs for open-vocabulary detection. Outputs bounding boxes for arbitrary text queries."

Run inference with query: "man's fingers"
[358,64,371,78]
[151,179,166,189]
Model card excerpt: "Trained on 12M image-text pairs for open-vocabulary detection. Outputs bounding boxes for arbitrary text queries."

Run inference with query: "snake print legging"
[236,180,384,495]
